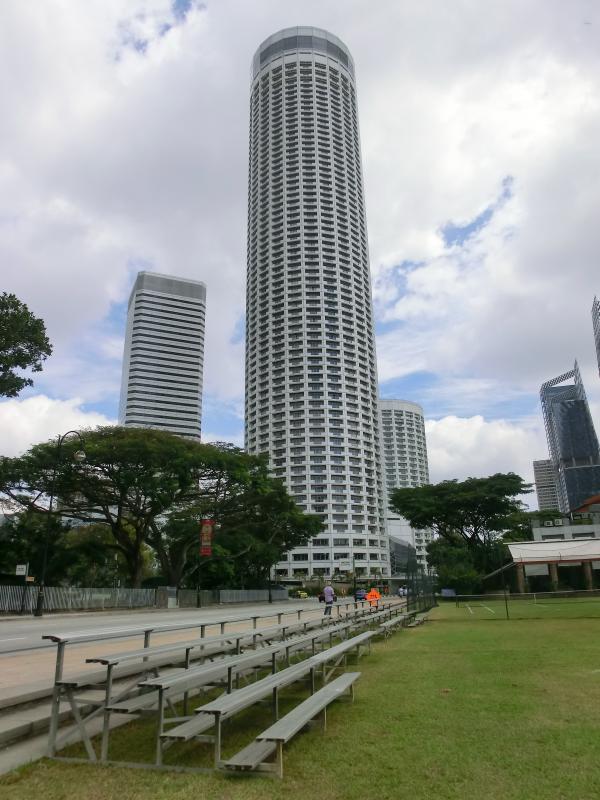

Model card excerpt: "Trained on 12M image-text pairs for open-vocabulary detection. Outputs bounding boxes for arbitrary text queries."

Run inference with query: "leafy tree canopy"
[425,536,482,594]
[0,292,52,397]
[148,451,323,589]
[390,472,532,548]
[0,427,322,589]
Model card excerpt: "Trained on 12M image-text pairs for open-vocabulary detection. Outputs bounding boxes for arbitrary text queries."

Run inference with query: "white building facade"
[245,28,387,581]
[380,399,433,570]
[119,271,206,439]
[531,509,600,542]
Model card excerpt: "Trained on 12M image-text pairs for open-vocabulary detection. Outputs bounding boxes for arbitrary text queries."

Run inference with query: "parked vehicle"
[354,588,367,601]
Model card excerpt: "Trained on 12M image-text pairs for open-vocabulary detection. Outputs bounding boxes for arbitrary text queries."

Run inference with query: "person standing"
[323,583,335,616]
[366,587,381,608]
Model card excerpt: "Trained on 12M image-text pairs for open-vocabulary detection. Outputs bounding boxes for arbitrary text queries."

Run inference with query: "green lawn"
[3,610,600,799]
[437,596,600,620]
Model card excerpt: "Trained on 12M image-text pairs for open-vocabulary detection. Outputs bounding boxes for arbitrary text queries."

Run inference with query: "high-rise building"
[119,271,206,438]
[532,458,560,511]
[245,28,387,581]
[593,297,600,377]
[380,399,432,570]
[540,362,600,512]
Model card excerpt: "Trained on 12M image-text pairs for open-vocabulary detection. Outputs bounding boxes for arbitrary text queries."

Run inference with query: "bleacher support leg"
[155,688,167,766]
[276,741,284,779]
[100,664,114,761]
[47,642,66,757]
[214,715,222,769]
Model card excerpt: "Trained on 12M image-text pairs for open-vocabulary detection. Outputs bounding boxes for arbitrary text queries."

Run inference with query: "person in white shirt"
[322,583,335,616]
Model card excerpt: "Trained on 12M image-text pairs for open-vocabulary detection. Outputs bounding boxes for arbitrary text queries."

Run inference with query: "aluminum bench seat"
[258,671,360,743]
[221,740,277,771]
[162,660,314,768]
[223,672,361,778]
[308,630,375,683]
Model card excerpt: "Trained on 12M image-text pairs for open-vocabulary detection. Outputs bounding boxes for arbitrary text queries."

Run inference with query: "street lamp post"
[34,430,86,617]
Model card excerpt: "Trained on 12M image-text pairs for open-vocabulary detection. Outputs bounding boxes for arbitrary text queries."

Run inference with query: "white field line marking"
[466,605,474,615]
[480,605,496,614]
[0,637,27,642]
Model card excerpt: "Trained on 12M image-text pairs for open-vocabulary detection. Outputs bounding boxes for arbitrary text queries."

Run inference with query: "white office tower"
[380,400,433,570]
[245,28,387,581]
[533,458,560,511]
[119,271,206,439]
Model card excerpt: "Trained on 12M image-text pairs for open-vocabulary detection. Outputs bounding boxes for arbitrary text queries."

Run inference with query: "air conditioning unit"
[543,521,554,527]
[554,519,564,526]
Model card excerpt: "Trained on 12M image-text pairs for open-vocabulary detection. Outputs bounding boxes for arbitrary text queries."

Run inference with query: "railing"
[219,589,289,603]
[177,589,216,608]
[0,585,156,614]
[0,585,291,614]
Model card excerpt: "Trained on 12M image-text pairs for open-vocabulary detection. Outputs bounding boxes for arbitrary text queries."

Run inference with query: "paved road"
[0,601,320,656]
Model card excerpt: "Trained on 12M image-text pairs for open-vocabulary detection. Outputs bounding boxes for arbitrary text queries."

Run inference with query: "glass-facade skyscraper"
[540,362,600,512]
[244,28,387,581]
[593,296,600,377]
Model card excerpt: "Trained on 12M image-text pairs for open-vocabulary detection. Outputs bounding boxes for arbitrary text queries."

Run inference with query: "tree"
[0,426,235,587]
[0,430,322,589]
[391,473,532,586]
[209,475,322,589]
[146,444,272,587]
[149,450,323,589]
[425,536,482,594]
[0,513,127,587]
[390,473,532,549]
[500,510,537,543]
[0,292,52,397]
[0,510,65,585]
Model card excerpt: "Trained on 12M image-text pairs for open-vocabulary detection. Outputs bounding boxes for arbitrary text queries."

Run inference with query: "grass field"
[438,595,600,620]
[3,609,600,800]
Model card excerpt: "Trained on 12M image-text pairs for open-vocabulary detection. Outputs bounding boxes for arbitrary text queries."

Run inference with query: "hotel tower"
[244,28,388,580]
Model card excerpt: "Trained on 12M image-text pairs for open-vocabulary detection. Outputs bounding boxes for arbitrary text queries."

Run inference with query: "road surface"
[0,601,331,698]
[0,601,319,655]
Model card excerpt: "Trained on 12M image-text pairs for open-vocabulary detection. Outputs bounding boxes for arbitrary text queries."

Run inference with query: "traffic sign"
[15,564,28,576]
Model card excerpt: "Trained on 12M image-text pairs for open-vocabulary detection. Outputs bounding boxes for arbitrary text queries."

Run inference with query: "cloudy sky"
[1,0,599,502]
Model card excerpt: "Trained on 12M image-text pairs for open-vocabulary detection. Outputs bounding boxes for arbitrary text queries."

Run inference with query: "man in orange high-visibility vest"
[365,587,381,608]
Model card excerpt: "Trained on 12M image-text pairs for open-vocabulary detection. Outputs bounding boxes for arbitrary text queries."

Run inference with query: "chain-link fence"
[405,568,437,613]
[445,588,600,620]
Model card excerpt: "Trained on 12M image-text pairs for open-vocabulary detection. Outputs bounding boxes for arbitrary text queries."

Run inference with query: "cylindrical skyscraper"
[245,27,387,581]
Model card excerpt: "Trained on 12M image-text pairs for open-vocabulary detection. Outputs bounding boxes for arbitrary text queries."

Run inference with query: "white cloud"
[2,0,600,479]
[425,414,547,507]
[0,397,114,457]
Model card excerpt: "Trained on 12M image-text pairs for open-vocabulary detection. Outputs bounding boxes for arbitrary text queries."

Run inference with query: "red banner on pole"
[199,519,214,557]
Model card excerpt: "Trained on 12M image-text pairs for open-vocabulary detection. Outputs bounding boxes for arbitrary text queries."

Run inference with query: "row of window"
[286,552,386,562]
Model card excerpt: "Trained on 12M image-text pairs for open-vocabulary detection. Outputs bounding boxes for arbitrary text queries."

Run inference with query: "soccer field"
[437,594,600,620]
